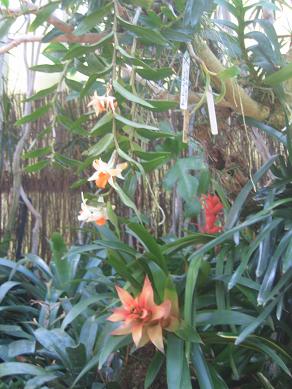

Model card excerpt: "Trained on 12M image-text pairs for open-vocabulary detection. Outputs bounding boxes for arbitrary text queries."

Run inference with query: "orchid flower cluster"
[78,91,127,226]
[108,276,179,353]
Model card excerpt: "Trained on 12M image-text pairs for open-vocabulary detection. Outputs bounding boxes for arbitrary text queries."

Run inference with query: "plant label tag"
[180,51,190,110]
[206,84,218,135]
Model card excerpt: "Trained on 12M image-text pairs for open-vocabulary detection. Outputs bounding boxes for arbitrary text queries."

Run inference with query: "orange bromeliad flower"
[108,276,177,353]
[199,193,223,234]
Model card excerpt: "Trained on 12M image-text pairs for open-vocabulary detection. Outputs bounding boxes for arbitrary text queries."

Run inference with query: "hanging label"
[180,51,190,110]
[206,84,218,135]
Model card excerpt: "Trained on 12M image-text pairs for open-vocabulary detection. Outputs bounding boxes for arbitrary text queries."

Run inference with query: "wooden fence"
[0,92,280,258]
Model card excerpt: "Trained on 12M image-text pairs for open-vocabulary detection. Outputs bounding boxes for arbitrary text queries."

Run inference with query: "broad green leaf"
[29,2,60,31]
[8,340,36,358]
[16,105,51,126]
[113,80,154,108]
[264,63,292,86]
[30,64,64,73]
[85,133,114,156]
[0,362,46,377]
[61,296,105,330]
[144,352,164,389]
[166,334,184,389]
[0,281,20,303]
[195,310,256,326]
[24,374,59,389]
[98,332,131,368]
[74,3,112,35]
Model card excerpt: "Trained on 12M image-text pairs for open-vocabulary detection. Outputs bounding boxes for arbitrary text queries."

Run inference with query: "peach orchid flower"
[88,91,117,118]
[88,152,128,189]
[78,193,108,226]
[108,276,175,353]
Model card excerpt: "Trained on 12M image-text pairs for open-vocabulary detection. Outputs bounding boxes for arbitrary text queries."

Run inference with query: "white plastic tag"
[180,51,190,110]
[206,84,218,135]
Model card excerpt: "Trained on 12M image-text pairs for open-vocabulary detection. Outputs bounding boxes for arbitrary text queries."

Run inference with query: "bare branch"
[0,31,108,54]
[20,186,42,255]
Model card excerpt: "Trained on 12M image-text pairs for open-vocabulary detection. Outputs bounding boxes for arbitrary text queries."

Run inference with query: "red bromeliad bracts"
[199,193,224,234]
[107,276,179,353]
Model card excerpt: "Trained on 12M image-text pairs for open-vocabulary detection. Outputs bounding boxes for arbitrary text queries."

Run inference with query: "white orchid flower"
[78,193,108,226]
[88,92,117,118]
[88,152,128,189]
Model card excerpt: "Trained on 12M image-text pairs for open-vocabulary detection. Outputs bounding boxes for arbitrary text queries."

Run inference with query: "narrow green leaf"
[23,146,51,160]
[235,298,278,345]
[264,63,292,86]
[113,80,154,108]
[127,223,167,272]
[24,160,49,173]
[30,64,64,73]
[0,362,46,377]
[114,113,159,131]
[144,352,164,389]
[191,344,214,389]
[225,155,278,229]
[0,281,20,303]
[184,257,202,326]
[16,105,50,126]
[117,15,168,46]
[25,83,58,102]
[245,118,287,145]
[85,133,114,156]
[74,3,112,35]
[29,2,60,31]
[61,296,105,330]
[166,334,184,389]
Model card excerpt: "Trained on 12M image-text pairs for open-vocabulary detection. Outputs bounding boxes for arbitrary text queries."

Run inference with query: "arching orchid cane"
[78,193,108,226]
[108,276,179,353]
[88,151,128,189]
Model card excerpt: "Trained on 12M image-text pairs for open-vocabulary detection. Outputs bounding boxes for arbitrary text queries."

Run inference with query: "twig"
[20,186,41,254]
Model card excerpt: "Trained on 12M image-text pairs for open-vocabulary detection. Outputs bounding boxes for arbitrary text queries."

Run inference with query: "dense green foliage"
[0,0,292,388]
